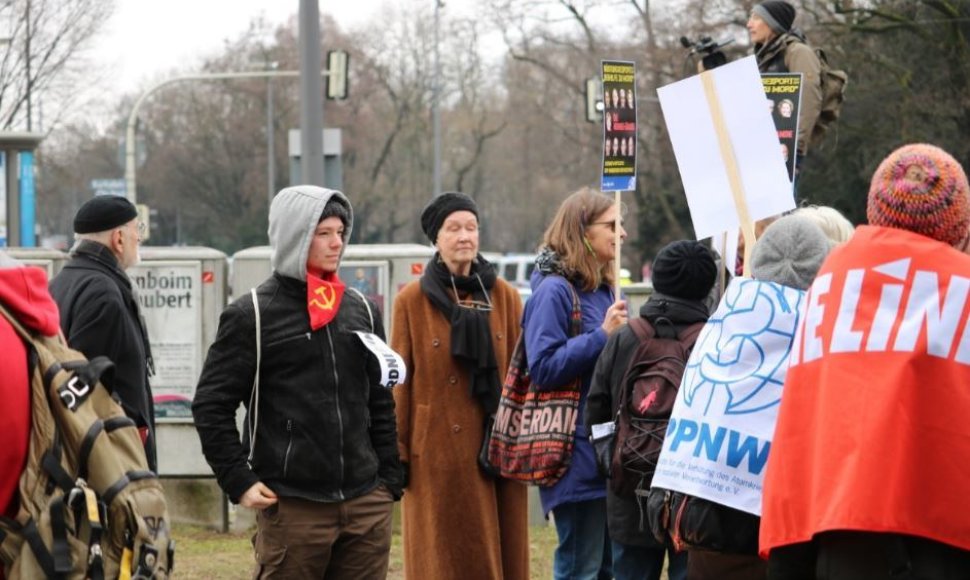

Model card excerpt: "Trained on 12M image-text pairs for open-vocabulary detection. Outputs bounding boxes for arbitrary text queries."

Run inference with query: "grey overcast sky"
[89,1,469,96]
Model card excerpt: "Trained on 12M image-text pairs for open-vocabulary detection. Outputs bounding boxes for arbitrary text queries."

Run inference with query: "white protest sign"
[711,228,739,283]
[651,278,804,515]
[355,331,407,388]
[657,56,794,241]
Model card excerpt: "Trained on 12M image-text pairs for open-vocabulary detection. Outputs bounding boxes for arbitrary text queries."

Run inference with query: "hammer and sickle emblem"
[310,284,337,310]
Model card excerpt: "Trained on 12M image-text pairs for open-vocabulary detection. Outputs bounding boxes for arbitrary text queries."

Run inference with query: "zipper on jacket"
[266,331,311,349]
[325,326,346,501]
[283,420,294,478]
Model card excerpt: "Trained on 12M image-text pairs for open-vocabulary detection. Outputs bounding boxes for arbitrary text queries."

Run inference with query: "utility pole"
[266,61,278,205]
[432,0,443,196]
[299,0,325,186]
[24,0,30,131]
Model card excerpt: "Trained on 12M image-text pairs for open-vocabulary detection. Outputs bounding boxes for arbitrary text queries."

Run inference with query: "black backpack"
[647,488,761,554]
[609,318,704,498]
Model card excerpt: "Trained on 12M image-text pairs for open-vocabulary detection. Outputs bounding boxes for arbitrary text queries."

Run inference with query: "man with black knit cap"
[748,0,822,163]
[50,195,157,471]
[193,186,405,579]
[586,240,717,580]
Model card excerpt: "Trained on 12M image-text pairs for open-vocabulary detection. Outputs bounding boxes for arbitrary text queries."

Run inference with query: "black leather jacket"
[192,273,405,503]
[586,293,710,545]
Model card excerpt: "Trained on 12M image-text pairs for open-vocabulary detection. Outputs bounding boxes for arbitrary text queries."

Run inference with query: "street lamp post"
[265,62,279,206]
[124,70,300,205]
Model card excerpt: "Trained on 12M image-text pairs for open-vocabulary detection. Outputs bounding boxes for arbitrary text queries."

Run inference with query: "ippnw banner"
[650,277,804,515]
[601,60,637,192]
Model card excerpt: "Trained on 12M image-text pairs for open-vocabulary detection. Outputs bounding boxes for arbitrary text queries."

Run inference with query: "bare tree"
[0,0,114,131]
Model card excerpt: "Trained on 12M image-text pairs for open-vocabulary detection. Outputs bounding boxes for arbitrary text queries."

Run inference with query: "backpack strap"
[20,518,58,578]
[618,318,655,414]
[628,317,655,343]
[550,275,583,337]
[247,289,262,468]
[348,287,375,332]
[566,283,582,337]
[0,301,34,343]
[677,322,706,353]
[538,274,584,337]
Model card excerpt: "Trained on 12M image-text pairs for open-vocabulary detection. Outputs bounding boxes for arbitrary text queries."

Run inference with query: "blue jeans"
[552,499,612,580]
[612,540,687,580]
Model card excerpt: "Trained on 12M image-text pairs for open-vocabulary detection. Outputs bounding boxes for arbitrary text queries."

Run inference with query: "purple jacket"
[523,270,614,514]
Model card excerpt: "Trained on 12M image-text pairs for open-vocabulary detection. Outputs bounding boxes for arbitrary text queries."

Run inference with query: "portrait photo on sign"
[339,262,387,316]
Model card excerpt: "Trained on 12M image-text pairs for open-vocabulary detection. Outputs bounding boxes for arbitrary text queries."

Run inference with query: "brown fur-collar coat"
[392,277,529,580]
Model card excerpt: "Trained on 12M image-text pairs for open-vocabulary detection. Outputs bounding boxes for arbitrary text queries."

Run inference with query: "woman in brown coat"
[392,192,529,580]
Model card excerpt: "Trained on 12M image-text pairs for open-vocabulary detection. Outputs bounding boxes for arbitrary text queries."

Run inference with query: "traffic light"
[326,50,349,100]
[585,77,603,123]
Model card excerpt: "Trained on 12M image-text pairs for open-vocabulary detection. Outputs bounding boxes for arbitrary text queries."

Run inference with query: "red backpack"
[610,318,704,498]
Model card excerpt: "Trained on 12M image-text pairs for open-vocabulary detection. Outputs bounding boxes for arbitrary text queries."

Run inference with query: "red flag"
[760,225,970,556]
[307,272,345,330]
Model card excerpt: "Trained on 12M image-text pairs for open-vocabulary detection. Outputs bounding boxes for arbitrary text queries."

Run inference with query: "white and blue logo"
[651,278,805,515]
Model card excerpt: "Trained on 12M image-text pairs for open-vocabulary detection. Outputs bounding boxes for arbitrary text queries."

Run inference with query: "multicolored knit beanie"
[867,143,970,247]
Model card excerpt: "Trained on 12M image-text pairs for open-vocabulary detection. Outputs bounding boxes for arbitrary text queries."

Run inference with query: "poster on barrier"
[130,260,203,420]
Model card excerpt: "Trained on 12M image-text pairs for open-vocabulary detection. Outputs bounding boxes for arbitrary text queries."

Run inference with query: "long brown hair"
[540,187,616,292]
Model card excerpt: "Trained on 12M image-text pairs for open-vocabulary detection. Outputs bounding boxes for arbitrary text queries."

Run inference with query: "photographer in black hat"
[49,195,157,471]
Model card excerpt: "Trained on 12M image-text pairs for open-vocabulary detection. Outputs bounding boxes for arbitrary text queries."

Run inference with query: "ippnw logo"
[680,279,803,417]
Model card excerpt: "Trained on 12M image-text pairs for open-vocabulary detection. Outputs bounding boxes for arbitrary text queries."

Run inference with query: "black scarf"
[420,254,501,415]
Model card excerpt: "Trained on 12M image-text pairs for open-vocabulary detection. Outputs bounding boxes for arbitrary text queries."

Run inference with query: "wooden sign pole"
[614,189,622,300]
[701,70,756,277]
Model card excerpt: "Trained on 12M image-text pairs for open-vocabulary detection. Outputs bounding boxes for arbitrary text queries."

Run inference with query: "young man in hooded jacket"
[192,186,405,579]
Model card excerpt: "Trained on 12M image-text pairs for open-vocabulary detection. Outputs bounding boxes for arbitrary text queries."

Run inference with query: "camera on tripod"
[680,35,733,71]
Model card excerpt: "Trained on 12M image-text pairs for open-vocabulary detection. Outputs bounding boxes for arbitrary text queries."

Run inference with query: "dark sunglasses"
[589,219,623,233]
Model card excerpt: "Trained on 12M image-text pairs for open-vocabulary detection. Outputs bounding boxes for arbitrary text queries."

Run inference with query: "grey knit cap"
[753,1,796,34]
[751,215,831,290]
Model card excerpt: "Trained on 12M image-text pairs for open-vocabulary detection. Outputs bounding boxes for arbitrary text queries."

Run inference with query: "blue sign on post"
[90,178,127,197]
[20,151,35,247]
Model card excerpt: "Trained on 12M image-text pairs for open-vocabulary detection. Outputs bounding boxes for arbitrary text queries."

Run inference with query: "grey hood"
[268,185,353,281]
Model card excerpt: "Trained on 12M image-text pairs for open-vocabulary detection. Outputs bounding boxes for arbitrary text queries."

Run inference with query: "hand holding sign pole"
[657,56,794,271]
[600,60,637,298]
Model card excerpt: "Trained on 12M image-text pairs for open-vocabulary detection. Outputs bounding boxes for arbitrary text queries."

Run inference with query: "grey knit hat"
[753,1,796,34]
[751,215,831,290]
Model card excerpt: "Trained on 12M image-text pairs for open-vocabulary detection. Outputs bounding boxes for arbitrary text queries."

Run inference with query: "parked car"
[494,253,537,289]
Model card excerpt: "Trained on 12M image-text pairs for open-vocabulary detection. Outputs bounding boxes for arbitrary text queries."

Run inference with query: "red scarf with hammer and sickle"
[307,272,345,330]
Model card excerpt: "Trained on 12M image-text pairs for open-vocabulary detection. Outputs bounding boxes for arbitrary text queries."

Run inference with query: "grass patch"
[173,523,559,579]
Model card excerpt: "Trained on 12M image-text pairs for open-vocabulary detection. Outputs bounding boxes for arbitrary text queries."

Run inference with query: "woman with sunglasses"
[391,192,529,580]
[523,187,628,580]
